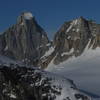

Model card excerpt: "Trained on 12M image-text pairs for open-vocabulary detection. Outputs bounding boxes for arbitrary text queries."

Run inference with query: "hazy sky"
[0,0,100,39]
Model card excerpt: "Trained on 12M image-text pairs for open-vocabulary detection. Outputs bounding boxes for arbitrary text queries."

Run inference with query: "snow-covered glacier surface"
[46,47,100,100]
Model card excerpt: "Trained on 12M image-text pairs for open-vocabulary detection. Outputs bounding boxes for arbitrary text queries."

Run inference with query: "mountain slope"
[41,17,100,68]
[0,63,91,100]
[39,17,100,100]
[46,46,100,100]
[0,12,50,66]
[43,17,100,99]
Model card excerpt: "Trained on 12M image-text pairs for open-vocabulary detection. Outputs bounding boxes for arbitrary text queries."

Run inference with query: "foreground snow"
[23,12,33,20]
[46,47,100,100]
[0,64,91,100]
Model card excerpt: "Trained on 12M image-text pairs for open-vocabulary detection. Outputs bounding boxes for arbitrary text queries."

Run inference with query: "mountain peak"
[71,16,86,25]
[22,12,34,20]
[0,12,49,66]
[64,17,87,33]
[17,12,35,24]
[78,16,85,20]
[43,16,100,67]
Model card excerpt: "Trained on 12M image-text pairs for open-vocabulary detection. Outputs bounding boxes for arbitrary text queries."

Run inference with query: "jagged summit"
[40,17,100,68]
[23,12,33,19]
[17,12,36,26]
[0,12,50,66]
[65,17,87,33]
[18,12,34,20]
[76,16,86,20]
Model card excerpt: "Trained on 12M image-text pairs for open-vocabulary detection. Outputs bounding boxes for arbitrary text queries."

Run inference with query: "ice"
[66,18,82,33]
[4,45,8,51]
[23,12,33,20]
[61,48,74,56]
[10,94,16,99]
[41,47,54,58]
[67,36,71,39]
[66,19,78,33]
[66,23,73,32]
[76,28,80,32]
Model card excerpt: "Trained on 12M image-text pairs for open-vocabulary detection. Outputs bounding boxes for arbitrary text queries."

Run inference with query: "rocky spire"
[40,17,100,67]
[17,12,35,24]
[0,12,50,66]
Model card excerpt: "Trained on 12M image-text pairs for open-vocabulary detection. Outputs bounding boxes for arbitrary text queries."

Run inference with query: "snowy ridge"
[24,66,91,100]
[41,46,54,59]
[61,48,74,56]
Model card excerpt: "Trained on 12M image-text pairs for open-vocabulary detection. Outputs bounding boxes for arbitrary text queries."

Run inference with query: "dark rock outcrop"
[0,12,50,66]
[0,64,91,100]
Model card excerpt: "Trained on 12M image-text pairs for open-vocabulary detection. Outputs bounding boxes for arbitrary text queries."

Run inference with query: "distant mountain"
[0,12,50,66]
[41,17,100,68]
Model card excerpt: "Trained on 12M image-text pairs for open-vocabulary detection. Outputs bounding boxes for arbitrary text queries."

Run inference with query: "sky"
[0,0,100,39]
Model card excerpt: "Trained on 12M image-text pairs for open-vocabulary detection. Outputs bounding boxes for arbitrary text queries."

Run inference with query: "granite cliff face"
[0,12,50,66]
[41,17,100,67]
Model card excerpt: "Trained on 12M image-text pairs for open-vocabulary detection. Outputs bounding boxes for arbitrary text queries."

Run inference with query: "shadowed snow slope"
[46,47,100,100]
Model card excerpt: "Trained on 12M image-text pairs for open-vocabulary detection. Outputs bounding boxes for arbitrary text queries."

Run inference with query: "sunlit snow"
[23,12,33,20]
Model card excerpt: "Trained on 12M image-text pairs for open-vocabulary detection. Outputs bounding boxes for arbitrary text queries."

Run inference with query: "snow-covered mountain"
[0,12,50,66]
[43,17,100,100]
[41,17,100,68]
[46,45,100,100]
